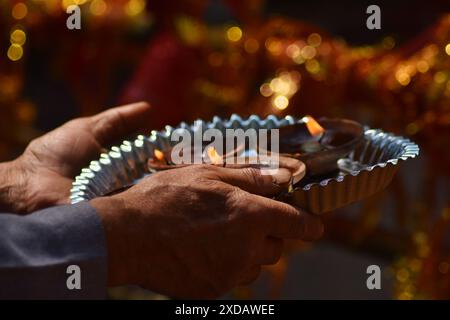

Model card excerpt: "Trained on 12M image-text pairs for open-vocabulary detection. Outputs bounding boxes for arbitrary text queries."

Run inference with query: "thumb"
[89,102,152,146]
[215,166,293,197]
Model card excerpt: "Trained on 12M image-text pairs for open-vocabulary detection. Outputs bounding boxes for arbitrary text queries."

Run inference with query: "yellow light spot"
[293,55,305,64]
[226,26,242,42]
[307,33,322,47]
[434,71,446,84]
[7,44,23,61]
[273,95,289,110]
[286,43,300,58]
[398,292,413,300]
[125,0,146,17]
[395,70,410,86]
[90,0,107,16]
[416,60,429,73]
[244,38,259,53]
[396,268,409,283]
[43,0,59,14]
[300,45,316,59]
[305,59,320,74]
[10,29,26,46]
[445,43,450,56]
[259,83,273,97]
[12,3,28,20]
[265,37,282,55]
[270,78,289,95]
[62,0,86,9]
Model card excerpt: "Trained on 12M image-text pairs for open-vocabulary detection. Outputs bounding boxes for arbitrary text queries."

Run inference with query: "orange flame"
[303,115,325,136]
[154,149,165,162]
[207,147,223,165]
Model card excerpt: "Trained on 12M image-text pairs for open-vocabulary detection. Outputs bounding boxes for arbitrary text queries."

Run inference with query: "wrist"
[0,159,29,213]
[90,195,138,287]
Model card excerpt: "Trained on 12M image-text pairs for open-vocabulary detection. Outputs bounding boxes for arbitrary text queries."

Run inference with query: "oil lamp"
[277,116,364,178]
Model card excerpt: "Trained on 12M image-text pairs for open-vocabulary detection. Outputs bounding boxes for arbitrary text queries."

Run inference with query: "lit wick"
[300,115,325,153]
[154,149,169,165]
[206,147,224,166]
[302,115,325,138]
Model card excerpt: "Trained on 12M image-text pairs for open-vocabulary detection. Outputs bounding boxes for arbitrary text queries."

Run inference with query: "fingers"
[238,238,283,285]
[238,266,261,286]
[246,193,324,240]
[277,156,306,184]
[258,237,284,265]
[214,166,292,197]
[90,102,152,145]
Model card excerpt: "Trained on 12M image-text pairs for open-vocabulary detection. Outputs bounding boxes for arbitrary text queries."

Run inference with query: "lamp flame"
[302,115,325,137]
[154,149,165,162]
[207,147,223,165]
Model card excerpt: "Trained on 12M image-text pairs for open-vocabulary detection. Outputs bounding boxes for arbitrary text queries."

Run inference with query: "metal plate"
[70,115,419,214]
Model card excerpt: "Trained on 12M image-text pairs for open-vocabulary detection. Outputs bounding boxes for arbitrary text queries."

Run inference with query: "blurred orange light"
[12,3,28,20]
[90,0,107,16]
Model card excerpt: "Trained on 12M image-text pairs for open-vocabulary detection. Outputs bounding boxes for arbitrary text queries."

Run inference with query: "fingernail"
[291,162,306,185]
[270,168,292,186]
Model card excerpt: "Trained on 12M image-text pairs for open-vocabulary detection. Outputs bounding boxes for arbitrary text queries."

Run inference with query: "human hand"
[0,102,151,214]
[91,164,323,298]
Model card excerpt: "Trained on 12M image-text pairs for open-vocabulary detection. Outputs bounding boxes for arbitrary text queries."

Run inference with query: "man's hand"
[0,102,151,214]
[91,164,323,299]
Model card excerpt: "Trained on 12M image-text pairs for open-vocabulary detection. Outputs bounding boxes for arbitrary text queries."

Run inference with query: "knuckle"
[66,117,89,129]
[225,188,247,209]
[226,190,259,223]
[197,163,217,173]
[241,167,263,186]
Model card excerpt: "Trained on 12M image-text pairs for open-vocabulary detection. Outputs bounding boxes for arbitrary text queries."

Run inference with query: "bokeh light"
[273,95,289,110]
[10,29,26,46]
[90,0,107,16]
[226,26,243,42]
[7,44,24,61]
[12,3,28,20]
[125,0,146,17]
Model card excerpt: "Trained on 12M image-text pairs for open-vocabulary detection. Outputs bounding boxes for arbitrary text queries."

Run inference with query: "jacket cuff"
[0,201,107,299]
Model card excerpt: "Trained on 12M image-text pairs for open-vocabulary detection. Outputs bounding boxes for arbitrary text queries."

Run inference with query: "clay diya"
[276,116,364,178]
[147,145,305,189]
[147,115,363,184]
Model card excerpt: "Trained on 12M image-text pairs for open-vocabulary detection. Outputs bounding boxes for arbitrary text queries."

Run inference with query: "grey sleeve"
[0,201,107,299]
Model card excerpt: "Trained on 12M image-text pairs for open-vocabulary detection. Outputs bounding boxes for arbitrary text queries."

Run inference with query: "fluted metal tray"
[70,115,419,214]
